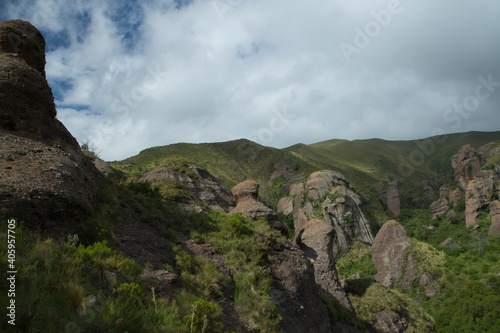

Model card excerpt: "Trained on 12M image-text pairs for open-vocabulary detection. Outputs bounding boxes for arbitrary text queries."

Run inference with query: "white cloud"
[2,0,500,160]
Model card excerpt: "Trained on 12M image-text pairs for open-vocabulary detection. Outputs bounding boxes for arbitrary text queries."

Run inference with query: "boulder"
[372,220,411,289]
[299,219,354,312]
[277,197,293,216]
[430,197,449,220]
[440,238,453,247]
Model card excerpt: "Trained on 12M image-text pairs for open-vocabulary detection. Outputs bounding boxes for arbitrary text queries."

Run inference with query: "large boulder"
[372,220,411,289]
[0,20,103,235]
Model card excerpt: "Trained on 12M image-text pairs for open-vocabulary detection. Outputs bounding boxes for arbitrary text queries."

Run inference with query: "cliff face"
[0,20,102,235]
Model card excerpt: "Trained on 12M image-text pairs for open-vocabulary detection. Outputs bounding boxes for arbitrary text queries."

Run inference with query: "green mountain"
[115,131,500,194]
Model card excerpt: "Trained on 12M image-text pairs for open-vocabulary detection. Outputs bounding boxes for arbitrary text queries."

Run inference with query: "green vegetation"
[191,212,282,331]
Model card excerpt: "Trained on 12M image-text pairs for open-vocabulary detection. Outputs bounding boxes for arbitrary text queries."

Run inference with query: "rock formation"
[230,180,288,235]
[489,200,500,237]
[430,197,449,220]
[268,240,334,333]
[299,219,354,312]
[138,163,234,213]
[371,181,401,216]
[0,20,102,235]
[285,170,374,258]
[456,144,499,229]
[372,220,411,289]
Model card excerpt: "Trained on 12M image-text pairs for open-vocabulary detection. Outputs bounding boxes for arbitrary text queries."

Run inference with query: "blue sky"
[2,0,500,160]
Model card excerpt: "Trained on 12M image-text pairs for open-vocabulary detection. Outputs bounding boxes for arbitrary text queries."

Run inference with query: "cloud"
[2,0,500,160]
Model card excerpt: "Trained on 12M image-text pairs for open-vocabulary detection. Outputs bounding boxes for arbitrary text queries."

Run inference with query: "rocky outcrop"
[372,220,411,289]
[371,181,401,216]
[268,240,333,333]
[286,170,374,258]
[139,164,234,213]
[430,197,449,220]
[451,145,482,187]
[373,220,441,300]
[373,311,408,333]
[299,219,354,312]
[489,200,500,237]
[0,20,102,235]
[322,185,375,258]
[230,180,288,235]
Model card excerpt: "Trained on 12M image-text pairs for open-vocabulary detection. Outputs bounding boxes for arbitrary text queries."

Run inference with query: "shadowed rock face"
[372,220,411,289]
[268,241,333,333]
[0,20,102,235]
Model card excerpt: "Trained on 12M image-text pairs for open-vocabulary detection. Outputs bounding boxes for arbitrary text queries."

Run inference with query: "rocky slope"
[0,20,102,236]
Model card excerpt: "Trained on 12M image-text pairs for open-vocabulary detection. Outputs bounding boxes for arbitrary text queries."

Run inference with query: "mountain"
[116,131,500,194]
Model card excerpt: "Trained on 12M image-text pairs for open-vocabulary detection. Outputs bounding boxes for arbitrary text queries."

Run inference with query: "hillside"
[113,131,500,206]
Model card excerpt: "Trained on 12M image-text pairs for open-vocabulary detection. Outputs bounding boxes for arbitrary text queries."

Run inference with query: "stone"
[451,145,482,187]
[489,200,500,237]
[440,238,453,246]
[230,180,288,236]
[419,272,438,299]
[386,181,401,216]
[371,181,401,216]
[372,220,411,289]
[446,210,457,220]
[374,311,408,333]
[322,186,374,259]
[430,197,449,220]
[277,197,293,216]
[268,241,333,333]
[299,219,354,312]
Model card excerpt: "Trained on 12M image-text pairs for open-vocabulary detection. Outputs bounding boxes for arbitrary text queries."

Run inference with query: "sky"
[1,0,500,161]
